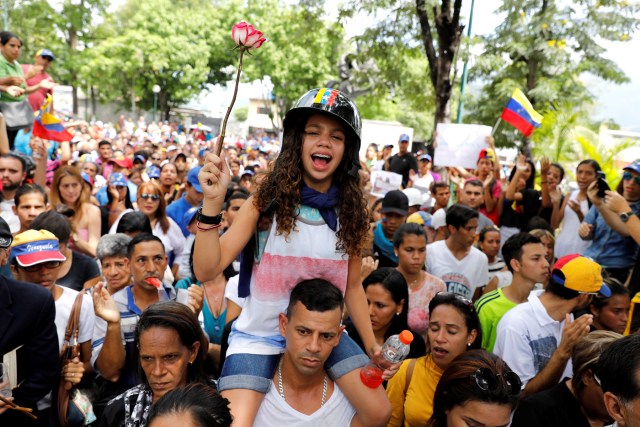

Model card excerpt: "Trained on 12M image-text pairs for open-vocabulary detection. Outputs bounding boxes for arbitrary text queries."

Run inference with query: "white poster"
[434,123,492,169]
[370,170,403,197]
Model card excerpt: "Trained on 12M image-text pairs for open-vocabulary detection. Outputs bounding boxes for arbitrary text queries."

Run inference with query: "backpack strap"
[403,358,418,396]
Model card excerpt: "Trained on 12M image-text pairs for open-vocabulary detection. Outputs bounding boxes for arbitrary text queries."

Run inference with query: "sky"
[188,0,640,132]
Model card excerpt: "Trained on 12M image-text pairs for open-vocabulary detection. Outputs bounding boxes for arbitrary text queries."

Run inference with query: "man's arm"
[92,284,125,382]
[587,182,631,237]
[11,289,58,408]
[521,314,592,398]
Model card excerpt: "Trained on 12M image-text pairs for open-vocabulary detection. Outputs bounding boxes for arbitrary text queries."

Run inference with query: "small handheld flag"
[500,89,543,137]
[32,95,73,142]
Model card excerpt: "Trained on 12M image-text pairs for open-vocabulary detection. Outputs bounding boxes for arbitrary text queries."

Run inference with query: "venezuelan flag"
[500,89,543,137]
[32,95,73,142]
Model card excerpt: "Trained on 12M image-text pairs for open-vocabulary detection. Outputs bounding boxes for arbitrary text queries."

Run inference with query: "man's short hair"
[501,232,542,273]
[431,182,448,194]
[127,232,164,259]
[286,279,344,320]
[98,140,111,148]
[97,233,132,260]
[1,152,26,173]
[597,334,640,404]
[445,204,479,229]
[463,179,483,189]
[14,183,47,207]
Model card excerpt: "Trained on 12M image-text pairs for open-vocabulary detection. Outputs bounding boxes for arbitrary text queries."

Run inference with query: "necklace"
[278,357,328,407]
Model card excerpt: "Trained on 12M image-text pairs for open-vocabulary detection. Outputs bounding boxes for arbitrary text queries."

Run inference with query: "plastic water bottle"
[360,330,414,388]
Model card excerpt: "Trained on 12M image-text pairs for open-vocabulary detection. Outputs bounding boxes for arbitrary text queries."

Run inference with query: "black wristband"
[196,207,223,225]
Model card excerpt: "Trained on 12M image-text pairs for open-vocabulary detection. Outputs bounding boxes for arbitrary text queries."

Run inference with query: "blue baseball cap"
[420,154,432,162]
[133,154,146,164]
[623,159,640,174]
[399,134,410,143]
[81,172,93,188]
[36,49,55,61]
[109,172,128,187]
[182,206,200,230]
[147,165,160,179]
[187,166,203,193]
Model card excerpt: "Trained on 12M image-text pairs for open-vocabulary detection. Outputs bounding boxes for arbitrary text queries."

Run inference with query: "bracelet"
[196,221,222,232]
[196,207,223,225]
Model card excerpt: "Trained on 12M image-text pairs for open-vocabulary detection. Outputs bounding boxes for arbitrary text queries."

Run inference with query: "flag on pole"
[32,95,73,142]
[500,89,543,137]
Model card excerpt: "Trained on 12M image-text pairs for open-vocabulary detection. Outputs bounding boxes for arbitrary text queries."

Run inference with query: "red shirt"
[21,64,53,111]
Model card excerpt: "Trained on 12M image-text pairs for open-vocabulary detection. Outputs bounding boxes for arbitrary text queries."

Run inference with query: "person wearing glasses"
[135,180,185,277]
[579,160,640,284]
[426,350,521,427]
[511,330,621,427]
[494,254,610,398]
[149,152,163,168]
[10,229,95,425]
[386,291,482,427]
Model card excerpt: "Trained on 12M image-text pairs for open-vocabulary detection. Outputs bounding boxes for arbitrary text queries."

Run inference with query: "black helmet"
[283,88,362,177]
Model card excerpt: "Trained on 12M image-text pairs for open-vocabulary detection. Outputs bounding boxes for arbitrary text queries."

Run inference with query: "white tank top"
[555,190,592,258]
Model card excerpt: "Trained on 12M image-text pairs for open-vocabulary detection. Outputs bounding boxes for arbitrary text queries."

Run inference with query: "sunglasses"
[21,261,62,272]
[623,171,640,185]
[471,367,522,395]
[140,193,161,201]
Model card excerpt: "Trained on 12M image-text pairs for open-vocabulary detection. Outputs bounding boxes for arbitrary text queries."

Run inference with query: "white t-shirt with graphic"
[426,240,489,299]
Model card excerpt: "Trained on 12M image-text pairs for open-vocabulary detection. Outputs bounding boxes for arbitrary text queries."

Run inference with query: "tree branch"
[416,0,438,87]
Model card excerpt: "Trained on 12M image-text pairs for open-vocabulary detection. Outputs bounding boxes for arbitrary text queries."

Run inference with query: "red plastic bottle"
[360,330,414,388]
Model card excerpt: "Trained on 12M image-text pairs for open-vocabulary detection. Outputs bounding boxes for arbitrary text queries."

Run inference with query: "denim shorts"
[218,332,370,393]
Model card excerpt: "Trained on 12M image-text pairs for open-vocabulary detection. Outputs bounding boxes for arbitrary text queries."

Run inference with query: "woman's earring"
[396,312,401,316]
[467,342,471,347]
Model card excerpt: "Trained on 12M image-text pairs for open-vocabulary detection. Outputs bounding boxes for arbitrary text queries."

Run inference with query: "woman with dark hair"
[540,161,566,224]
[29,210,101,291]
[386,292,482,426]
[477,225,512,291]
[393,223,445,339]
[587,278,630,335]
[159,163,180,204]
[115,210,153,237]
[345,268,426,359]
[147,383,232,427]
[501,154,540,245]
[100,301,210,427]
[553,159,601,258]
[427,350,521,427]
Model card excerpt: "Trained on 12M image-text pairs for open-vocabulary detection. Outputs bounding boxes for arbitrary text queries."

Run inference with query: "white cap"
[431,208,447,230]
[402,188,425,207]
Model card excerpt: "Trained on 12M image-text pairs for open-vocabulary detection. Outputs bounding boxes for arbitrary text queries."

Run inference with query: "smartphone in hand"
[596,171,610,199]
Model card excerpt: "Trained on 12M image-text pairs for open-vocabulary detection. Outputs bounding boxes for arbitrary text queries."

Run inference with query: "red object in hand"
[145,277,162,289]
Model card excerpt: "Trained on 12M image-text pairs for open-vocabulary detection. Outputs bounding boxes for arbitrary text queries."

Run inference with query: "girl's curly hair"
[253,111,369,257]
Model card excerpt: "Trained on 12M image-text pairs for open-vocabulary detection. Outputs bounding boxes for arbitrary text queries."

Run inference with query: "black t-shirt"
[500,188,541,229]
[511,379,590,427]
[388,153,418,187]
[57,251,101,291]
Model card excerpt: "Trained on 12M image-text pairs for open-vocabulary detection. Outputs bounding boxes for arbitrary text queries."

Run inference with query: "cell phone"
[596,171,610,198]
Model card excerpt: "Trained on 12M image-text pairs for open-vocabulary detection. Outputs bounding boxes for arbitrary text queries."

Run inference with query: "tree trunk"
[415,0,464,131]
[67,30,79,115]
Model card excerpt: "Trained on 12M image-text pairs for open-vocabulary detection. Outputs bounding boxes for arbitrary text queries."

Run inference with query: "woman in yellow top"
[386,292,482,427]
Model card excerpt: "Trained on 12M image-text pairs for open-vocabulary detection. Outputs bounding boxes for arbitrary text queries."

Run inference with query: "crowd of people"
[0,31,639,427]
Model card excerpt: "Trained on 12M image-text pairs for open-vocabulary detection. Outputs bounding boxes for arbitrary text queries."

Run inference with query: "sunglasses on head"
[623,171,640,185]
[21,261,62,272]
[471,367,522,395]
[434,291,474,308]
[140,193,161,201]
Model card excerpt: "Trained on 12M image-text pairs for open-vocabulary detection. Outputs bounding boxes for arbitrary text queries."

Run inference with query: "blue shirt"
[96,181,137,205]
[583,201,640,269]
[166,194,195,237]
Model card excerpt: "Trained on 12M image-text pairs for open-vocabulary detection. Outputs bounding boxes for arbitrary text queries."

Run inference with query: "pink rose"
[231,21,267,50]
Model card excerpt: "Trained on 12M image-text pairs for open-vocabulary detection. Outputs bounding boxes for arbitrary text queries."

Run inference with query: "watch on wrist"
[620,211,634,223]
[196,207,223,225]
